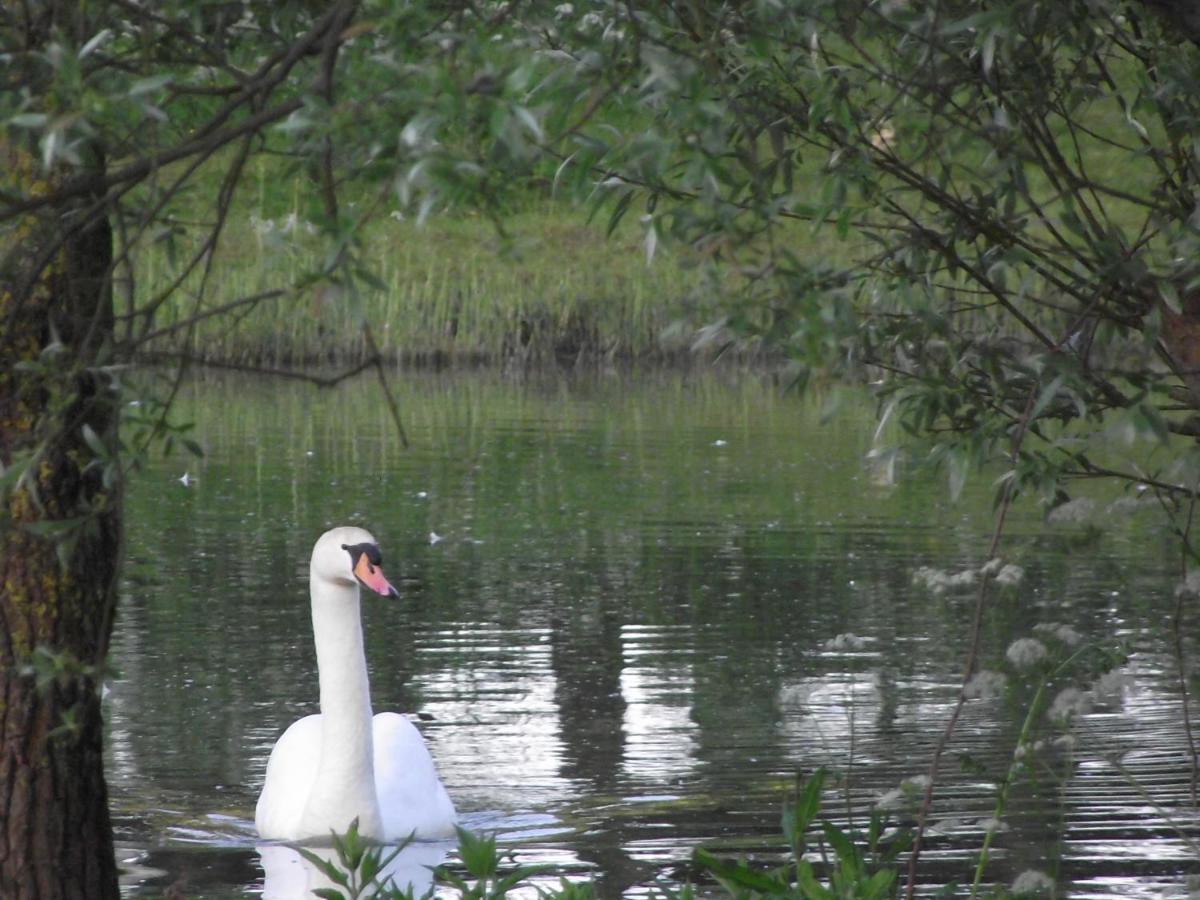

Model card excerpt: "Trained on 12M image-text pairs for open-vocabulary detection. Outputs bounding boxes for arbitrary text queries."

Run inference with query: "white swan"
[256,526,457,842]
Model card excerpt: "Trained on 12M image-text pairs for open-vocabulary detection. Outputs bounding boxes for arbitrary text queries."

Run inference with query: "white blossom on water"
[1010,869,1055,896]
[977,817,1009,835]
[964,669,1007,699]
[1006,637,1048,670]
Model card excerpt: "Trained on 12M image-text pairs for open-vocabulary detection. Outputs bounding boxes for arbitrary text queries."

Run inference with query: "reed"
[131,191,742,368]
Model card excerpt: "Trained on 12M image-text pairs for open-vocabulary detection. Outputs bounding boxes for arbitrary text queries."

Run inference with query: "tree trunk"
[0,137,121,898]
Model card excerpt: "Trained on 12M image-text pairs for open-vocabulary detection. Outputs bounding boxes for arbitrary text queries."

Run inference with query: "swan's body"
[256,526,457,842]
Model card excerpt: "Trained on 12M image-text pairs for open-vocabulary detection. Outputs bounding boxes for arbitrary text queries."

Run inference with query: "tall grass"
[131,184,734,368]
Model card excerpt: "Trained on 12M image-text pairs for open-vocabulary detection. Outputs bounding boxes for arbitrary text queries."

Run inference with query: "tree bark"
[0,136,121,898]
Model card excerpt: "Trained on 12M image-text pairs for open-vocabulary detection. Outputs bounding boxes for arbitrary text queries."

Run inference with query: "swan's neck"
[301,575,384,839]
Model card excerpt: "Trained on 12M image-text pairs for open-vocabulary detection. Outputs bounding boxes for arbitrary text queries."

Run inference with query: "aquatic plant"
[313,770,906,899]
[298,821,556,899]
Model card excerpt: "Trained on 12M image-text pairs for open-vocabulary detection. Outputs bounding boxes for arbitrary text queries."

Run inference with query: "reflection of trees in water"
[550,606,627,790]
[108,518,305,810]
[547,558,647,897]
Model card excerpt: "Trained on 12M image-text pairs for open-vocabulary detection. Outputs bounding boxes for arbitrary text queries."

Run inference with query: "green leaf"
[9,112,49,128]
[693,848,788,894]
[1029,376,1064,423]
[864,868,897,899]
[298,849,349,888]
[821,821,860,868]
[129,74,172,96]
[493,864,554,893]
[359,847,381,887]
[455,826,499,879]
[948,448,970,502]
[784,767,827,847]
[796,859,834,898]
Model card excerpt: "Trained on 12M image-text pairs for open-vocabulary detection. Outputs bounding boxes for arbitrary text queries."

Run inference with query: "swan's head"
[311,526,399,598]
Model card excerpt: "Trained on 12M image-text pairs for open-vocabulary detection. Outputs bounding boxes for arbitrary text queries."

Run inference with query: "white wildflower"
[579,11,604,30]
[824,633,867,651]
[249,213,274,236]
[977,817,1009,834]
[964,669,1007,700]
[1006,637,1048,670]
[947,568,977,587]
[875,788,904,810]
[1013,739,1044,761]
[1010,869,1055,896]
[912,565,977,595]
[1032,622,1082,646]
[554,2,574,17]
[1048,687,1092,722]
[1176,570,1200,599]
[1052,624,1082,645]
[980,557,1004,577]
[994,563,1025,587]
[1091,669,1127,700]
[1105,495,1145,517]
[911,566,943,592]
[927,817,969,835]
[1046,497,1097,525]
[878,773,930,809]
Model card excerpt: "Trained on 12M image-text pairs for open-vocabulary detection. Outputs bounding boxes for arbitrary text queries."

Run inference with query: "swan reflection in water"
[259,838,453,898]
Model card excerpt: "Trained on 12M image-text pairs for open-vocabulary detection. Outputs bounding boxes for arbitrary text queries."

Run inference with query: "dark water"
[108,370,1200,897]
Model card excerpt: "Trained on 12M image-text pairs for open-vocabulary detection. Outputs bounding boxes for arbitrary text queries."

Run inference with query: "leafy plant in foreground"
[298,819,414,900]
[311,770,908,900]
[302,822,555,900]
[683,769,903,900]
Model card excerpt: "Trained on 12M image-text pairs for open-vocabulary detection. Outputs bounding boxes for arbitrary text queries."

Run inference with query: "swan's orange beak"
[353,553,399,598]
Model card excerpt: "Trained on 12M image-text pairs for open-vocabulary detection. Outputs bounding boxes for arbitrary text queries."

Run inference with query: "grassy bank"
[129,176,737,369]
[126,146,873,371]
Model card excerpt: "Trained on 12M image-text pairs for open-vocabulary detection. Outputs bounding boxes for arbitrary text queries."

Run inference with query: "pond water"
[108,369,1200,897]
